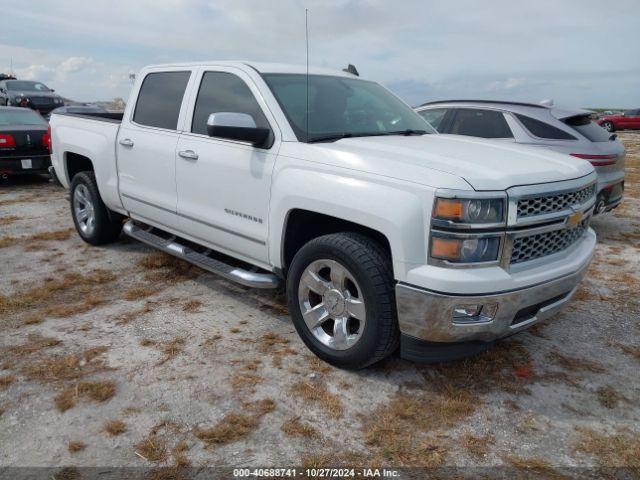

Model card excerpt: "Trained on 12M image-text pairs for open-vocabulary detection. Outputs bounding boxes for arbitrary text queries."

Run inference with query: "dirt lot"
[1,133,639,477]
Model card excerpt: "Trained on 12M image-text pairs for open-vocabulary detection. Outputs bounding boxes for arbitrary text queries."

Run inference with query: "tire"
[286,232,399,369]
[602,121,615,132]
[70,171,122,245]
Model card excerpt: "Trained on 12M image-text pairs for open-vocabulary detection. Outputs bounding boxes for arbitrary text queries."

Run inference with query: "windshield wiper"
[307,129,428,143]
[383,129,428,136]
[307,132,387,143]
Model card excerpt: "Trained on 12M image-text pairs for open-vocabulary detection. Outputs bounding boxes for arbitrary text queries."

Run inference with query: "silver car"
[415,100,625,213]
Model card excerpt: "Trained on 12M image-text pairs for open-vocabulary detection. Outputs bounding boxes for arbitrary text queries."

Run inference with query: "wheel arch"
[280,209,394,276]
[64,151,95,184]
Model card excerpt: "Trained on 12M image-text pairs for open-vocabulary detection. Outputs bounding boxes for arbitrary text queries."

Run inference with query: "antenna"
[305,8,309,143]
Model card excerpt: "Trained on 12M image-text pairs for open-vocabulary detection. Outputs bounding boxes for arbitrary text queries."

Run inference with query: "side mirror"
[206,112,271,148]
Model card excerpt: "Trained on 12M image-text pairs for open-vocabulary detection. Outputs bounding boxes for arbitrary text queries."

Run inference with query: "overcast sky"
[1,0,638,108]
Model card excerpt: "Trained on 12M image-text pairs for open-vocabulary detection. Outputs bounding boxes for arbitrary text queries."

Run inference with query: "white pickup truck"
[50,62,597,369]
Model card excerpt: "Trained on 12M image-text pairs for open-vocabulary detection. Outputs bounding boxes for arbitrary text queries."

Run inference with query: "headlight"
[432,195,505,226]
[430,234,502,264]
[14,96,23,103]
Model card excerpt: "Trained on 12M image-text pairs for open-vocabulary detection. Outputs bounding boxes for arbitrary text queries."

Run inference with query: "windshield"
[0,109,47,126]
[262,74,435,142]
[6,80,52,92]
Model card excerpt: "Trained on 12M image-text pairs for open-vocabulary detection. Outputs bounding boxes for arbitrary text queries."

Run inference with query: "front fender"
[268,163,434,282]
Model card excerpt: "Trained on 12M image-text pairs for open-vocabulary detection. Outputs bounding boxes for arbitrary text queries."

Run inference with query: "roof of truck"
[143,61,357,78]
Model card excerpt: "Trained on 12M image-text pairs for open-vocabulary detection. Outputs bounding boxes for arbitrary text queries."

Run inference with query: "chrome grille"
[517,184,596,218]
[510,219,589,264]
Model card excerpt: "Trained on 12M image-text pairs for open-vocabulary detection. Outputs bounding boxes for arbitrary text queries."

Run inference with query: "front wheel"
[286,232,399,369]
[602,121,615,132]
[70,171,122,245]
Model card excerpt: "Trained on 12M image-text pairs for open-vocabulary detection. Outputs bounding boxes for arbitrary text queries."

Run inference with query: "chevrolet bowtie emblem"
[567,210,583,227]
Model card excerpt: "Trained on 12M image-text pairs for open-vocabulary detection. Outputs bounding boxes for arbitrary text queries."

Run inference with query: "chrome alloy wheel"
[73,184,96,236]
[297,259,366,351]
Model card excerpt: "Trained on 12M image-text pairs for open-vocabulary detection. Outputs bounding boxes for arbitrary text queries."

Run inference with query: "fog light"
[453,304,482,318]
[452,303,498,324]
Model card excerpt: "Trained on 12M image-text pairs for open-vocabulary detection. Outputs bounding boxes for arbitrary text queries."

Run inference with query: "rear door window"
[133,71,191,130]
[564,115,611,142]
[417,108,448,131]
[515,114,576,140]
[449,109,513,138]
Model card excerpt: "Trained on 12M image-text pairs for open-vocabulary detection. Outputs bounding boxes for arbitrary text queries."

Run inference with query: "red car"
[597,109,640,132]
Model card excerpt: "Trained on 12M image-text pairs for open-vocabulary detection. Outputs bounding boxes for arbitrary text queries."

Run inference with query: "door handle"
[119,138,134,147]
[178,150,199,160]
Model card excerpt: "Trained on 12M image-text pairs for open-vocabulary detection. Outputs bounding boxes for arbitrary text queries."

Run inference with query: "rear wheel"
[70,171,122,245]
[286,232,399,369]
[602,121,615,132]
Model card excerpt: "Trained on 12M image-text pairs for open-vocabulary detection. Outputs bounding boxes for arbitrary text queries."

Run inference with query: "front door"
[175,67,279,267]
[117,69,192,229]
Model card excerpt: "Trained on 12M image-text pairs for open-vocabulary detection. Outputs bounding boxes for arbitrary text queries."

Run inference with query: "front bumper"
[595,180,624,213]
[395,239,593,349]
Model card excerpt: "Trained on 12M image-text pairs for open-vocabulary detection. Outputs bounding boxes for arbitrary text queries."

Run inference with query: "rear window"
[449,109,513,138]
[515,114,576,140]
[564,115,611,142]
[133,71,191,130]
[0,109,46,126]
[418,108,447,130]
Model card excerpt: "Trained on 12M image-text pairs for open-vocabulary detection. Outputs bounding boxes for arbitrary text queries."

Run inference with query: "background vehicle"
[50,105,107,115]
[50,62,596,369]
[597,109,640,132]
[416,100,625,213]
[0,79,64,116]
[0,106,51,178]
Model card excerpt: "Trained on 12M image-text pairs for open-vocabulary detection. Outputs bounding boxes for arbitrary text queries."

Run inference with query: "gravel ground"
[0,132,639,478]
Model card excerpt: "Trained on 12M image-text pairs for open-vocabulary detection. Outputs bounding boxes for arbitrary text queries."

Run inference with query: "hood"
[303,134,594,191]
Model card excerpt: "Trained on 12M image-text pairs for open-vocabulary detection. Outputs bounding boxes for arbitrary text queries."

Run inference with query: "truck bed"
[49,110,124,212]
[53,111,124,123]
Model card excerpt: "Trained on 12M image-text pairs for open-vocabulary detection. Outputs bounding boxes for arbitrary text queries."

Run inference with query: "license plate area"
[21,159,33,169]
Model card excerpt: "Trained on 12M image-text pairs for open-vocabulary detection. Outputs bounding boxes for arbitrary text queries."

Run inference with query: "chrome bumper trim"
[395,254,592,343]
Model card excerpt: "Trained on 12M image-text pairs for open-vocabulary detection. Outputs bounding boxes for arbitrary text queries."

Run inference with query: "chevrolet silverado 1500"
[50,62,597,369]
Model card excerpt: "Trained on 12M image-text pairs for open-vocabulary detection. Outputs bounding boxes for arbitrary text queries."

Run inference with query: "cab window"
[191,72,270,135]
[133,71,191,130]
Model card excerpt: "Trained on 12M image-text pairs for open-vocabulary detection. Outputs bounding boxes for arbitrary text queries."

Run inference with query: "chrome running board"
[123,220,280,289]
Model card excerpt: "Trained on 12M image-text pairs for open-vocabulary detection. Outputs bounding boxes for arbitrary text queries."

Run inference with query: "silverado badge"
[567,210,583,227]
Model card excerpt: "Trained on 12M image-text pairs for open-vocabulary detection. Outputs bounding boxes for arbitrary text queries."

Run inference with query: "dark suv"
[0,80,64,116]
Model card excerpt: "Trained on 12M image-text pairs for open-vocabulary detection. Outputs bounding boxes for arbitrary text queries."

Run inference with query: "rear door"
[117,69,193,229]
[174,67,280,266]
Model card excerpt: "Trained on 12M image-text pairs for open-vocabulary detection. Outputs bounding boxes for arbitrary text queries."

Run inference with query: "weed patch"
[291,381,342,419]
[104,419,127,436]
[195,399,275,447]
